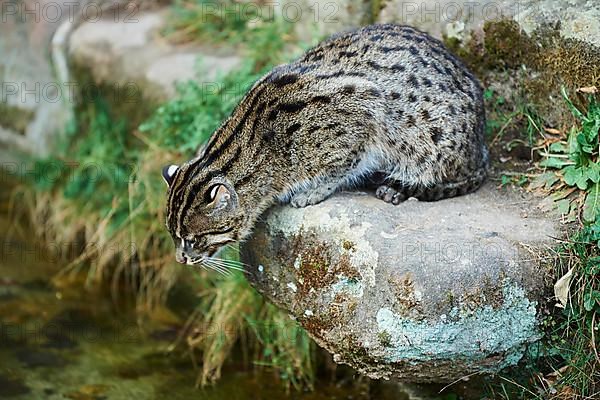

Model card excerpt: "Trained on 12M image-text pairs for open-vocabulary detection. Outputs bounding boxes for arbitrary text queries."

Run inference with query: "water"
[0,183,470,400]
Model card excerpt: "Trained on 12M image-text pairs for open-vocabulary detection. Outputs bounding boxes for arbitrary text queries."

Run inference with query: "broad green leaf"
[583,183,600,222]
[563,166,582,186]
[588,163,600,183]
[539,157,570,169]
[576,174,589,190]
[529,172,559,190]
[577,132,594,153]
[568,127,583,162]
[548,142,567,153]
[555,198,572,215]
[583,290,599,312]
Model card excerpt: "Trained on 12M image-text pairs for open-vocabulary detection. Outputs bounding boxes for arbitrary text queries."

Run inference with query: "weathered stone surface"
[377,0,599,129]
[0,0,72,157]
[376,0,600,46]
[241,183,559,382]
[69,10,242,104]
[271,0,373,43]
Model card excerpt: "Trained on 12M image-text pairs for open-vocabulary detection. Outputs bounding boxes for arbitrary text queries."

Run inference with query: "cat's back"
[293,24,481,101]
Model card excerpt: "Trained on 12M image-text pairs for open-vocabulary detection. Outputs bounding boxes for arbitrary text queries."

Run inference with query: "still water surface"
[0,185,468,400]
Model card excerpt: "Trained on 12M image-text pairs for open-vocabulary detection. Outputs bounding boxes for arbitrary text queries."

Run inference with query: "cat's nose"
[175,253,188,264]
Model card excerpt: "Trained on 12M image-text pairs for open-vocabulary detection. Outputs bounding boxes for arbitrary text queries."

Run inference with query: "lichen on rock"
[242,184,559,382]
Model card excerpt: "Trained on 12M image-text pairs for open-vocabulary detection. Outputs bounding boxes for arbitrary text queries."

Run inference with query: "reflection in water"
[0,184,466,400]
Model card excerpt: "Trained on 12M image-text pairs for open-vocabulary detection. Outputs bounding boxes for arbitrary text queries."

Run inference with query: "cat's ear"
[162,165,179,186]
[208,184,233,210]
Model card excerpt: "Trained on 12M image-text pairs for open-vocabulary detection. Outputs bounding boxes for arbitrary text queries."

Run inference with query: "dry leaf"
[554,268,574,308]
[544,127,562,135]
[577,86,598,94]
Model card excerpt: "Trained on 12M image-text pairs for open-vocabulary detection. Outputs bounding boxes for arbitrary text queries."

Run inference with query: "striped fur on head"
[163,160,244,265]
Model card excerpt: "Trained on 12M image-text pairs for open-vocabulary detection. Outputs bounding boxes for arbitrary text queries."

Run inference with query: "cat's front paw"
[290,193,315,208]
[289,189,331,208]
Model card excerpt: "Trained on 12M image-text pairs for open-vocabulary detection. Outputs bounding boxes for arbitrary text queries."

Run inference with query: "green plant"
[165,0,261,44]
[484,86,545,146]
[18,22,319,387]
[523,88,600,398]
[537,222,600,399]
[534,88,600,223]
[163,0,302,69]
[139,60,263,153]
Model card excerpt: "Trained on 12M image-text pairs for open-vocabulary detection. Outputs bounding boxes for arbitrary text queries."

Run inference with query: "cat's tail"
[418,145,490,201]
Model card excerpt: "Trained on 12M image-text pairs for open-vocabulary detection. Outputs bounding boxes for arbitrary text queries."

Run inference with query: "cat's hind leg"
[375,182,428,205]
[375,167,487,205]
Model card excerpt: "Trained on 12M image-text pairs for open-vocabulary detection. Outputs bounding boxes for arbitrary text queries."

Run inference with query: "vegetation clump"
[482,88,600,399]
[13,1,318,389]
[527,89,600,398]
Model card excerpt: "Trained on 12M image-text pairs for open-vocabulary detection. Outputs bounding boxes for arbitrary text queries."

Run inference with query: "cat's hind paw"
[375,185,407,205]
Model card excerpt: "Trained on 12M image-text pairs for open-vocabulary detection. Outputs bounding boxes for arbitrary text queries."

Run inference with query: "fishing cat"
[162,24,489,265]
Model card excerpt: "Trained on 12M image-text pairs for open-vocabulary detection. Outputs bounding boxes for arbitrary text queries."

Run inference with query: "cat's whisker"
[208,257,246,268]
[214,256,249,267]
[208,261,245,273]
[210,261,233,276]
[211,258,247,270]
[223,243,238,252]
[202,259,230,276]
[200,261,221,275]
[206,257,249,274]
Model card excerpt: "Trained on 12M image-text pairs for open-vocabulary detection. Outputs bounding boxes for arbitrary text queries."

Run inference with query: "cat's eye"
[205,183,229,204]
[204,185,217,202]
[209,185,219,200]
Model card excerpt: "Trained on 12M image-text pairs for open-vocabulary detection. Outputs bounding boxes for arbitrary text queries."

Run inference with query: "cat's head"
[162,163,242,265]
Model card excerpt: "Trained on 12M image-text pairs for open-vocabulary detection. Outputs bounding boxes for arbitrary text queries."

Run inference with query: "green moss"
[445,19,600,127]
[377,330,392,347]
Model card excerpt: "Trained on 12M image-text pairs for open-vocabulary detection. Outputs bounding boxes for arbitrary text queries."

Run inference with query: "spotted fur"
[163,24,489,264]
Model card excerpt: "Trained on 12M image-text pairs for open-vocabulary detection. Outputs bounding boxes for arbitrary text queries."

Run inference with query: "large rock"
[69,10,242,105]
[377,0,600,46]
[377,0,600,126]
[0,0,73,157]
[270,0,373,43]
[241,183,559,382]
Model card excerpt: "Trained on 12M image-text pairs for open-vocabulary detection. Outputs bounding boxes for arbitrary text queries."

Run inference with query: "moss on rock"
[445,19,600,127]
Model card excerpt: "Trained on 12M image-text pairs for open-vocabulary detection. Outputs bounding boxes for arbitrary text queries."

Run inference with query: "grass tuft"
[15,10,319,387]
[521,87,600,398]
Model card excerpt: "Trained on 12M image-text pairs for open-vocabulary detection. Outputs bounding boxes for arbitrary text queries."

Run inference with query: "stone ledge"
[241,182,559,382]
[69,10,242,103]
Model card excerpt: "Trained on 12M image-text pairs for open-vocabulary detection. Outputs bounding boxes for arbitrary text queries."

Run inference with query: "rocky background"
[3,0,598,158]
